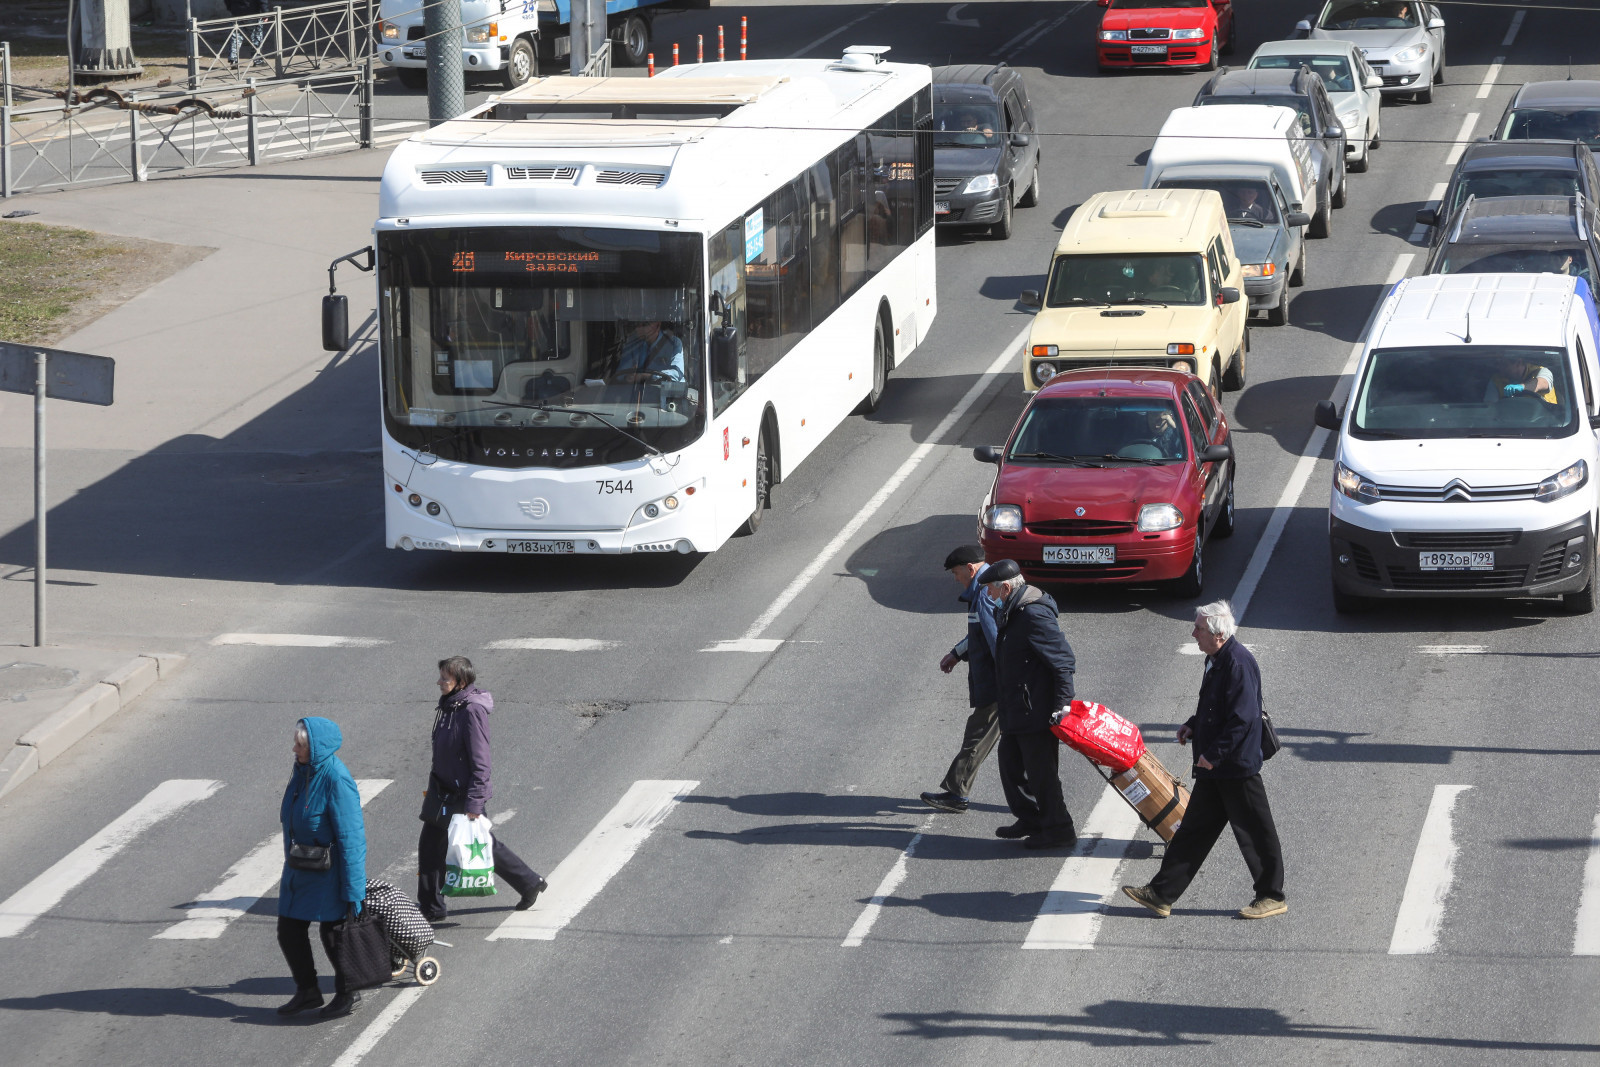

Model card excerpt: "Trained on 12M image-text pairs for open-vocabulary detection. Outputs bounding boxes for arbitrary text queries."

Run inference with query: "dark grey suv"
[1415,140,1600,248]
[1194,67,1348,217]
[932,64,1042,240]
[1422,195,1600,291]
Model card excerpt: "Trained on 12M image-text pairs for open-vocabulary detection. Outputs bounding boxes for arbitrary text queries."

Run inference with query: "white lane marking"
[841,815,934,947]
[1011,4,1085,55]
[995,18,1047,56]
[1476,57,1505,99]
[1443,113,1480,167]
[1022,786,1143,950]
[1416,645,1488,656]
[1408,181,1449,244]
[211,633,390,647]
[1501,9,1525,48]
[1229,253,1413,623]
[330,986,425,1067]
[943,3,980,27]
[153,780,391,940]
[485,638,616,651]
[1572,789,1600,954]
[0,780,224,938]
[489,780,698,940]
[788,0,903,58]
[701,638,785,653]
[1389,784,1472,955]
[742,325,1028,643]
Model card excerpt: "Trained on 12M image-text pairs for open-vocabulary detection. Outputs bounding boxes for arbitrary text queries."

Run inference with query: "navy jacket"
[279,717,367,921]
[991,585,1076,734]
[1187,636,1264,779]
[432,685,495,815]
[952,566,999,708]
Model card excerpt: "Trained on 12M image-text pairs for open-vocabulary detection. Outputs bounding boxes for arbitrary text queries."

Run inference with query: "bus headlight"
[963,174,1000,196]
[1137,503,1183,532]
[983,504,1023,532]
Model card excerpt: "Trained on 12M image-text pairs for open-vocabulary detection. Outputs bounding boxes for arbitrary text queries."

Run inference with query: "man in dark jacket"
[1123,600,1286,920]
[985,560,1078,850]
[922,545,999,813]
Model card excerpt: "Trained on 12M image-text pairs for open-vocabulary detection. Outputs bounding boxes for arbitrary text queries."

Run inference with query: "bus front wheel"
[738,430,771,536]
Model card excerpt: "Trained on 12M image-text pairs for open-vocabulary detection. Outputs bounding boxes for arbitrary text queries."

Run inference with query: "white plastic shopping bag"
[443,813,497,897]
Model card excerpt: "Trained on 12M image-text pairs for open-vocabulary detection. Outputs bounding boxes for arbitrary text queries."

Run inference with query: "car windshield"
[1447,169,1580,213]
[378,226,704,468]
[1320,1,1419,30]
[1198,94,1314,137]
[1253,54,1355,93]
[1351,345,1577,439]
[933,99,1001,147]
[1045,253,1207,307]
[1010,397,1189,462]
[1435,243,1595,287]
[1157,179,1279,224]
[1500,108,1600,150]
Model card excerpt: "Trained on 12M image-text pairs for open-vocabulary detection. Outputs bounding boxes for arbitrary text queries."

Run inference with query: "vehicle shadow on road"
[1288,283,1390,343]
[1229,374,1341,456]
[1371,200,1429,241]
[845,514,980,616]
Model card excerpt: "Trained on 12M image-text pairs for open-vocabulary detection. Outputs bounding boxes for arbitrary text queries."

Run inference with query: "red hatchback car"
[1096,0,1236,73]
[975,369,1235,597]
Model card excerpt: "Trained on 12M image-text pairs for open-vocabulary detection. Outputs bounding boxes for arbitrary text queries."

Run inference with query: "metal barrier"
[187,0,376,90]
[1,67,374,197]
[579,39,612,78]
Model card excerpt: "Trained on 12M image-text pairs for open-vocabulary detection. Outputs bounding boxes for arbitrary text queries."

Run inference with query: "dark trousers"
[939,701,999,798]
[1150,773,1285,903]
[277,915,345,994]
[997,730,1075,837]
[417,820,542,919]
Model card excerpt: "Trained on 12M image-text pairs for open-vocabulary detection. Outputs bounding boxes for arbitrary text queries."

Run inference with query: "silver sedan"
[1297,0,1446,104]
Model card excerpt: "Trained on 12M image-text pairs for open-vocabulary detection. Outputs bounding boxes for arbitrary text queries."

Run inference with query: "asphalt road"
[3,1,1600,1063]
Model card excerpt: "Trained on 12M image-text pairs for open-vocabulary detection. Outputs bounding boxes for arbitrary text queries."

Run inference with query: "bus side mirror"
[712,325,740,382]
[322,294,349,352]
[1019,289,1042,310]
[1314,400,1342,430]
[974,445,1004,464]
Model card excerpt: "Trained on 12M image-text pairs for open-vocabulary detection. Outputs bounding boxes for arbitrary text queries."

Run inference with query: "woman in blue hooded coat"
[276,716,369,1020]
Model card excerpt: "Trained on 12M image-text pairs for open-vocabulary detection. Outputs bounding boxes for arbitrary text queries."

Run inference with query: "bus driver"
[612,320,686,384]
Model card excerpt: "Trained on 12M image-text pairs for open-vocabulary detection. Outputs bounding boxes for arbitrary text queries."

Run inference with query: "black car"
[931,64,1041,240]
[1422,195,1600,290]
[1497,80,1600,151]
[1416,140,1600,247]
[1193,67,1348,215]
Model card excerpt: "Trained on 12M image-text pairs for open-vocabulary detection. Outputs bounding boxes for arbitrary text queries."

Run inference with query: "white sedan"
[1248,39,1383,172]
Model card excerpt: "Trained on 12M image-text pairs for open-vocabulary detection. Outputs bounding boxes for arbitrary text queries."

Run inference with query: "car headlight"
[1391,42,1427,63]
[380,20,400,40]
[963,174,1000,196]
[466,22,495,43]
[1241,262,1277,278]
[1099,29,1129,41]
[1034,362,1057,383]
[983,504,1023,532]
[1171,28,1207,40]
[1536,459,1588,502]
[1137,503,1184,532]
[1335,461,1380,504]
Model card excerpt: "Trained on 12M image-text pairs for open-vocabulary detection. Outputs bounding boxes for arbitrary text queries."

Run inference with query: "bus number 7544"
[595,480,633,494]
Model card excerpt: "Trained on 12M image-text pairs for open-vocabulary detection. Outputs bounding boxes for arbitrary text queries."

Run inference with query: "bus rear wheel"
[738,429,771,536]
[854,319,888,414]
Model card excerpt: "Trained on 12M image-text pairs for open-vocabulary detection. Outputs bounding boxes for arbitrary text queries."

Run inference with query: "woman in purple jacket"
[418,656,548,922]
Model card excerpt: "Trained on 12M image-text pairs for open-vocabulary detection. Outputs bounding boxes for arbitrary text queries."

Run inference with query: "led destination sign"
[451,250,621,274]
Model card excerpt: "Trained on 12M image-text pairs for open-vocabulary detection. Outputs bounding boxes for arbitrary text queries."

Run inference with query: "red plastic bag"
[1050,699,1146,774]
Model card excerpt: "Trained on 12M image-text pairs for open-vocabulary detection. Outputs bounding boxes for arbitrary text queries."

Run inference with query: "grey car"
[1297,0,1446,103]
[1153,165,1313,325]
[931,64,1042,240]
[1423,196,1600,291]
[1415,140,1600,248]
[1496,81,1600,152]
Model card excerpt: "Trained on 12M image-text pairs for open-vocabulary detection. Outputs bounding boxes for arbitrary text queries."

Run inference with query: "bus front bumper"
[386,491,708,555]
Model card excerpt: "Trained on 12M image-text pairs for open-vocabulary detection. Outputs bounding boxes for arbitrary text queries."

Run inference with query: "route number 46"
[595,479,633,494]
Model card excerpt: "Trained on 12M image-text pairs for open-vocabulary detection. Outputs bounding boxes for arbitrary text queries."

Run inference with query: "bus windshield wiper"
[485,400,666,459]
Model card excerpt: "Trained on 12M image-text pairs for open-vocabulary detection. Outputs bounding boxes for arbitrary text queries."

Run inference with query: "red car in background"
[1096,0,1236,73]
[974,369,1236,597]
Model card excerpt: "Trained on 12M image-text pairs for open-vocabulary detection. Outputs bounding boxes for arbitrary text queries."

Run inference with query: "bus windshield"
[379,226,704,467]
[1351,345,1577,439]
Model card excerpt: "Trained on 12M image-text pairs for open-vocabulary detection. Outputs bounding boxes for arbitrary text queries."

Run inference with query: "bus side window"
[837,136,869,300]
[867,108,898,275]
[784,175,813,343]
[893,98,917,250]
[709,220,748,417]
[746,186,788,380]
[810,160,841,324]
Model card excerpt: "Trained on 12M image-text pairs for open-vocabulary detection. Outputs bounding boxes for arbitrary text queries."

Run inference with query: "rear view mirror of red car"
[974,445,1004,464]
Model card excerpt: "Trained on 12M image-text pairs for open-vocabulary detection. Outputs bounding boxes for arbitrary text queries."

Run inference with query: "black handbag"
[324,909,395,991]
[419,776,457,828]
[1260,705,1281,761]
[287,842,331,871]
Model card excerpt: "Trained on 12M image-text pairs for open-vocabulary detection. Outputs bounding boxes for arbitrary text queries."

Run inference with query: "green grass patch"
[0,221,131,344]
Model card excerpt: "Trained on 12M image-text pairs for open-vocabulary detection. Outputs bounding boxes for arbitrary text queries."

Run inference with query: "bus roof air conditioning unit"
[837,45,890,69]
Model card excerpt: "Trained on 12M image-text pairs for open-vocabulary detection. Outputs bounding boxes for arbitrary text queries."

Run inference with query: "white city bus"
[375,49,937,555]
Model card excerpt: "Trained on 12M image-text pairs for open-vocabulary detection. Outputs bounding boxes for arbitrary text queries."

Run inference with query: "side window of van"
[1004,95,1021,134]
[1213,235,1231,278]
[1578,336,1595,411]
[1205,243,1223,295]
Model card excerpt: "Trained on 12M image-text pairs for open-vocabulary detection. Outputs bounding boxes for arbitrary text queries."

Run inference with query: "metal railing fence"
[579,39,612,78]
[187,0,376,90]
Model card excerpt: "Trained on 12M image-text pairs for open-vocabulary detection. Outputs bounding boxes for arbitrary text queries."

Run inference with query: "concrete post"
[75,0,145,80]
[187,17,199,89]
[424,0,463,127]
[129,103,144,180]
[359,60,373,147]
[273,7,284,78]
[246,76,258,164]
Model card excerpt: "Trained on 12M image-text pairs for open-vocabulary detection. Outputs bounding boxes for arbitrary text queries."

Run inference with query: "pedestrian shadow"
[1140,722,1600,764]
[875,890,1049,924]
[882,1000,1600,1052]
[680,792,927,818]
[0,979,291,1025]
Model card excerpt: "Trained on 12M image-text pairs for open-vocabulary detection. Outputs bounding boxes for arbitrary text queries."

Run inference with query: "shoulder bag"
[419,775,457,828]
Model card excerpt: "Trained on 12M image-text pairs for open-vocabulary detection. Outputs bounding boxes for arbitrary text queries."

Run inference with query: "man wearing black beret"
[922,545,1000,814]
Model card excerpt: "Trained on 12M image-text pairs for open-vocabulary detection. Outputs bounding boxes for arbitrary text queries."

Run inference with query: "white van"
[1144,105,1327,237]
[1315,273,1600,614]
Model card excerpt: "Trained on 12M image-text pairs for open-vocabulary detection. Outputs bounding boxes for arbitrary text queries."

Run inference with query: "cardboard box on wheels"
[1108,751,1190,842]
[1050,699,1191,841]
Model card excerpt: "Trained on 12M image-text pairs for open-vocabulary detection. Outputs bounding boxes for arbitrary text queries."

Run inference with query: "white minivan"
[1315,273,1600,614]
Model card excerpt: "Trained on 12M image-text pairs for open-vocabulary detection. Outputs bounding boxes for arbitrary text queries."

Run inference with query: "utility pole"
[569,0,606,75]
[424,0,463,127]
[73,0,144,82]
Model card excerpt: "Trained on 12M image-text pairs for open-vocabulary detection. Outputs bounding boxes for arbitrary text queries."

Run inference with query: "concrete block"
[102,656,159,704]
[146,652,188,679]
[19,683,122,767]
[0,745,40,800]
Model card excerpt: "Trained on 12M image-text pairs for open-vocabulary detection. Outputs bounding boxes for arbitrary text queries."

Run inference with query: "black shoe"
[421,911,447,924]
[319,990,363,1019]
[515,877,549,911]
[1022,831,1078,851]
[994,822,1039,839]
[276,987,324,1016]
[920,791,969,813]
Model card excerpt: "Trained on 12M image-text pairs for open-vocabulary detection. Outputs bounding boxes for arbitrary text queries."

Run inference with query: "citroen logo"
[519,498,550,519]
[1075,506,1087,517]
[1442,479,1472,503]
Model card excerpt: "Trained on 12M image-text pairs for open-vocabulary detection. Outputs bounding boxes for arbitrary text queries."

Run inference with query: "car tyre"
[397,68,426,90]
[1019,164,1040,208]
[1370,120,1380,149]
[1290,242,1307,286]
[1266,285,1289,326]
[1212,468,1236,539]
[1309,182,1332,238]
[991,194,1013,240]
[1202,32,1219,72]
[1414,81,1433,104]
[500,37,536,89]
[1223,17,1237,55]
[1349,140,1369,172]
[1222,342,1246,390]
[1331,582,1373,614]
[1173,538,1205,599]
[1331,166,1348,208]
[1434,51,1445,84]
[737,429,771,537]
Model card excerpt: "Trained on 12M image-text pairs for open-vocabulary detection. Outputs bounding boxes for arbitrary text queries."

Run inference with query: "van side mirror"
[321,294,349,352]
[1415,206,1438,226]
[1019,289,1042,310]
[1010,131,1032,147]
[1286,210,1312,227]
[1589,413,1600,430]
[1218,287,1241,305]
[1314,399,1342,430]
[1365,73,1383,89]
[974,445,1004,464]
[1201,443,1233,462]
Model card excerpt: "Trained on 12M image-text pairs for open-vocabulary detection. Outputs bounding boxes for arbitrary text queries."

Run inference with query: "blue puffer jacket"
[279,717,367,921]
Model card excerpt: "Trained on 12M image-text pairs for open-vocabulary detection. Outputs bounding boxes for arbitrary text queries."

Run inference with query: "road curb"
[0,652,187,801]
